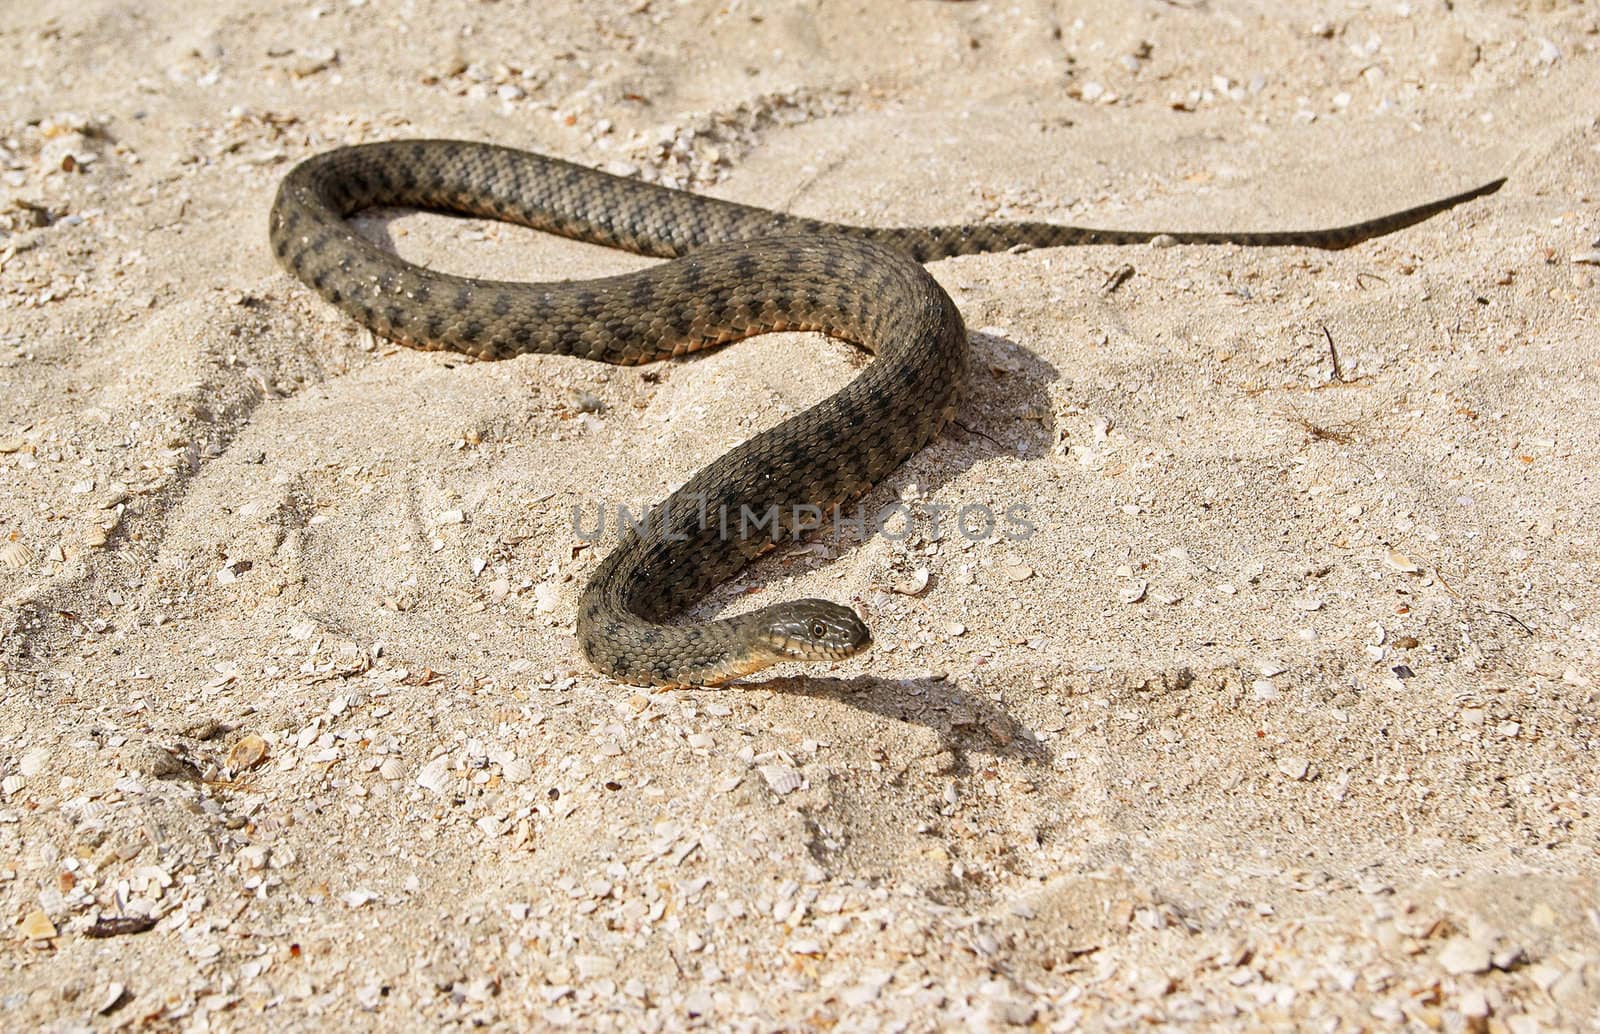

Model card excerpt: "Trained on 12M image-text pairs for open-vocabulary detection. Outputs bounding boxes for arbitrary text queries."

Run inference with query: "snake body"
[269,139,1502,687]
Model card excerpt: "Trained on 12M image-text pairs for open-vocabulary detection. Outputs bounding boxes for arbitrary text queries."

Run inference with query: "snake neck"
[576,571,779,688]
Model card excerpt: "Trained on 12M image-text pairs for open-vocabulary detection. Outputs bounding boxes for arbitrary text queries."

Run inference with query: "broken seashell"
[501,756,532,784]
[226,734,268,772]
[0,541,36,571]
[1384,551,1421,574]
[891,567,930,595]
[759,764,803,796]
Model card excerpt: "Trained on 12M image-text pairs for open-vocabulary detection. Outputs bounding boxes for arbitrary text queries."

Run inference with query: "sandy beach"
[2,0,1597,1029]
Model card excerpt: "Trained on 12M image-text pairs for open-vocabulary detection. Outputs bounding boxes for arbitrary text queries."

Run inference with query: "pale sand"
[2,1,1597,1029]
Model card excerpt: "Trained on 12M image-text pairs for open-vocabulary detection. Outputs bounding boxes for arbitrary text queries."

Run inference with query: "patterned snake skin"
[269,139,1503,687]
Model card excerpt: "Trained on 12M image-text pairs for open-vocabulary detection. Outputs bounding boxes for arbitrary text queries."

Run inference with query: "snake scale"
[269,139,1502,687]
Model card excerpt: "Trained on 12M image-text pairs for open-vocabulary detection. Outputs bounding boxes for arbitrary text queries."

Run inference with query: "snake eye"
[810,621,827,639]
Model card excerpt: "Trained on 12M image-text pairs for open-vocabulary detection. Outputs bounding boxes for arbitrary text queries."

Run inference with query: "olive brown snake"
[268,139,1502,687]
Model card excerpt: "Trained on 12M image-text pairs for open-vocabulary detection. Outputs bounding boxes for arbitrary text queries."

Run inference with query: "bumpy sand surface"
[2,1,1597,1029]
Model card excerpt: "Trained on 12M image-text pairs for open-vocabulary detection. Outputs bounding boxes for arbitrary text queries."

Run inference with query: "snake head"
[755,600,872,662]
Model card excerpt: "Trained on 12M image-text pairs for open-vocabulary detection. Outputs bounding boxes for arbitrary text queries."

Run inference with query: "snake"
[268,139,1503,687]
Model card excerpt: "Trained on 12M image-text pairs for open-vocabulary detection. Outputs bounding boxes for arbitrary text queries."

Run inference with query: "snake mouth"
[788,632,873,663]
[777,641,872,664]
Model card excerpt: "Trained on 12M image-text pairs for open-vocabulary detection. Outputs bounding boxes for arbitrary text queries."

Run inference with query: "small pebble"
[1438,938,1492,975]
[237,845,270,871]
[292,46,338,76]
[17,909,56,940]
[1276,756,1310,780]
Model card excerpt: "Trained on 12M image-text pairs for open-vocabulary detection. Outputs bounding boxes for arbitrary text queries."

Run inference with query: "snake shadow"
[851,327,1061,500]
[703,328,1062,765]
[741,673,1055,770]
